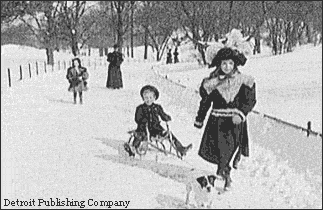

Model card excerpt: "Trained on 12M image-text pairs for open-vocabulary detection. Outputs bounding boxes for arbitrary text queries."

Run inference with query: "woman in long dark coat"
[106,44,124,89]
[66,58,89,104]
[194,47,256,191]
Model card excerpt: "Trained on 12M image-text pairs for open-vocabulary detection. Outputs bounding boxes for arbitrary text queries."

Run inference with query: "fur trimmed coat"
[66,66,89,92]
[195,71,256,167]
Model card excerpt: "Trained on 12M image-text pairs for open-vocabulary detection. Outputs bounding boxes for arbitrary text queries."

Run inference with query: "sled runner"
[124,122,183,159]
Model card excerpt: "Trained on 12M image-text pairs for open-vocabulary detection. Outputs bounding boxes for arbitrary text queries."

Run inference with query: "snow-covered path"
[1,63,187,209]
[2,61,322,209]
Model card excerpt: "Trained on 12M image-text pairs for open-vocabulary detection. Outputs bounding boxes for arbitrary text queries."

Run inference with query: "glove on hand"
[165,115,172,122]
[194,121,203,129]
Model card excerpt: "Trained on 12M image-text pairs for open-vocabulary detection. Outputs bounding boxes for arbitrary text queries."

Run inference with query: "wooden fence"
[5,57,107,88]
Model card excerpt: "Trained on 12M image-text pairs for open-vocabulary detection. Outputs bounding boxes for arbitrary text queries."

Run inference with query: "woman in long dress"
[106,44,124,89]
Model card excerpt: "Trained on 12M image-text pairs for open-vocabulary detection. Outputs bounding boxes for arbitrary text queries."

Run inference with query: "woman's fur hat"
[140,85,159,100]
[209,47,247,68]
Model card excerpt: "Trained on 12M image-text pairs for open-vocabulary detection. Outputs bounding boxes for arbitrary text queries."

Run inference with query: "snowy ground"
[1,45,322,209]
[156,44,322,133]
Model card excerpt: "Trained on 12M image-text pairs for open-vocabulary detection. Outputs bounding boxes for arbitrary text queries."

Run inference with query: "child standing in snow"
[194,47,256,191]
[127,85,192,158]
[66,58,89,104]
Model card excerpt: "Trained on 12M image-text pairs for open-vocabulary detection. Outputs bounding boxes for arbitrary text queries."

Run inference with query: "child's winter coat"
[66,66,89,92]
[135,103,171,136]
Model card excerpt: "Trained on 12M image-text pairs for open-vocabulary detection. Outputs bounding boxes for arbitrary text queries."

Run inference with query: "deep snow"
[1,44,322,209]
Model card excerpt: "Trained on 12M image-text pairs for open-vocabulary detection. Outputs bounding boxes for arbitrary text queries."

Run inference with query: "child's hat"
[140,85,159,100]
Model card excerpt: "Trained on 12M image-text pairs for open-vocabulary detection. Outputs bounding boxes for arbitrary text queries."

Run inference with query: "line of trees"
[1,1,322,65]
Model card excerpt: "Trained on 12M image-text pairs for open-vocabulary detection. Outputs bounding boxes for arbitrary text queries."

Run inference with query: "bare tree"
[1,1,28,25]
[262,1,320,55]
[135,1,178,61]
[100,1,135,53]
[17,1,60,65]
[57,1,87,56]
[231,1,266,54]
[130,1,135,58]
[178,1,227,65]
[57,1,106,56]
[83,4,115,55]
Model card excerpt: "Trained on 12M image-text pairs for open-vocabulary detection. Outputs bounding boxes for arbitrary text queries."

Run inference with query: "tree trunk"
[306,23,313,44]
[144,28,148,60]
[271,18,279,55]
[214,33,219,42]
[156,50,160,61]
[297,21,305,46]
[46,48,54,66]
[197,44,207,65]
[159,38,169,62]
[253,37,261,55]
[71,34,79,56]
[130,2,134,58]
[99,48,104,57]
[289,22,298,51]
[253,28,261,54]
[117,11,123,53]
[227,1,234,33]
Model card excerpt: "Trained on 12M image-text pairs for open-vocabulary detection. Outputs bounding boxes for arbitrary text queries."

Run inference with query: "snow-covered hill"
[1,44,322,209]
[157,44,322,133]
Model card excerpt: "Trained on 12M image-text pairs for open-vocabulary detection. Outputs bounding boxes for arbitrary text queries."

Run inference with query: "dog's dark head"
[196,175,217,193]
[124,143,135,157]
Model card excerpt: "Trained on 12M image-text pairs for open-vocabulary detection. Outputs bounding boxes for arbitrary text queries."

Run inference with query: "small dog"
[185,175,217,208]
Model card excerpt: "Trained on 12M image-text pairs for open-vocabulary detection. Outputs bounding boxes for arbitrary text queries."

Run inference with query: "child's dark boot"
[181,143,193,156]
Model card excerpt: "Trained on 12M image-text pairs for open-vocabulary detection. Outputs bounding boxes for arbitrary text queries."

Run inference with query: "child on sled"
[125,85,193,158]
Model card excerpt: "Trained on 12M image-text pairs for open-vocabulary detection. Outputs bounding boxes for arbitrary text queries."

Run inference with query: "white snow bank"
[158,45,322,132]
[1,44,322,209]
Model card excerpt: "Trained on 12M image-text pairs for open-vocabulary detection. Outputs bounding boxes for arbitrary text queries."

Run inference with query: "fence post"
[44,61,47,73]
[58,61,60,70]
[29,63,31,78]
[20,65,23,80]
[36,62,39,75]
[307,121,312,137]
[8,68,11,87]
[52,63,54,71]
[63,60,66,70]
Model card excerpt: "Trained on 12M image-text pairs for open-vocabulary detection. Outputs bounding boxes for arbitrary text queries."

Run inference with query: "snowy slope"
[158,44,322,133]
[1,62,188,209]
[1,45,322,209]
